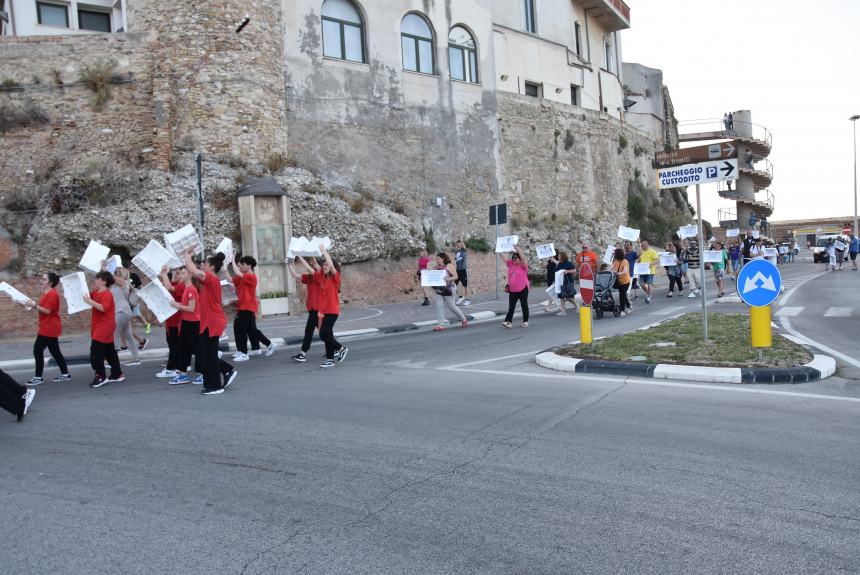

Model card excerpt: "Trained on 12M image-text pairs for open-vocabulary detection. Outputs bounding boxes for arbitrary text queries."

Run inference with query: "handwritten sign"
[726,228,740,238]
[703,250,724,263]
[164,224,204,258]
[60,272,91,315]
[617,225,640,242]
[133,240,182,280]
[535,243,556,259]
[678,225,699,239]
[633,263,652,275]
[137,279,178,324]
[287,236,333,258]
[834,241,847,251]
[79,240,110,273]
[495,235,519,253]
[420,269,447,287]
[602,244,615,265]
[659,252,677,267]
[0,282,34,306]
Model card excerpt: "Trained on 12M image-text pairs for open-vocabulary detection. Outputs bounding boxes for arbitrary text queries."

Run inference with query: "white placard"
[834,241,847,251]
[220,279,238,306]
[553,270,565,294]
[752,230,760,239]
[659,252,677,267]
[287,236,333,258]
[215,237,234,262]
[133,240,182,280]
[78,240,110,273]
[703,250,724,263]
[105,255,123,274]
[164,224,204,258]
[678,225,699,239]
[633,263,652,275]
[726,228,740,238]
[763,248,779,258]
[137,279,179,324]
[0,282,34,306]
[60,272,92,315]
[535,243,556,259]
[602,244,615,265]
[420,269,447,287]
[617,225,640,242]
[495,235,519,253]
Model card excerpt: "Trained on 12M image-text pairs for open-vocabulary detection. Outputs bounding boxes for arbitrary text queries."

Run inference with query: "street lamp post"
[851,115,860,237]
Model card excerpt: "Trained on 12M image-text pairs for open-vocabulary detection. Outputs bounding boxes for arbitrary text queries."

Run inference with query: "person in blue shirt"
[849,234,859,271]
[623,241,639,300]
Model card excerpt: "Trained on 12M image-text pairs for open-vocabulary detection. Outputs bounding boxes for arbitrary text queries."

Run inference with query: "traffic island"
[536,313,836,384]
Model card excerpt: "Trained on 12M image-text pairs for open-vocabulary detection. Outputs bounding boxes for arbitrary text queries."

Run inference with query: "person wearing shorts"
[636,240,658,303]
[711,241,729,297]
[454,240,470,306]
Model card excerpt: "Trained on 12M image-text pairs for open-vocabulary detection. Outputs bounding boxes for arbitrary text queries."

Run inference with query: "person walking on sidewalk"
[82,271,123,388]
[664,241,684,297]
[227,255,276,362]
[623,241,639,300]
[156,267,185,380]
[166,267,200,386]
[416,248,432,306]
[454,240,471,306]
[184,250,236,396]
[683,239,701,298]
[612,248,632,314]
[849,233,859,271]
[500,245,530,328]
[288,256,322,363]
[712,241,729,297]
[575,241,599,277]
[20,272,70,386]
[542,254,559,312]
[636,240,658,303]
[432,252,469,332]
[555,251,577,315]
[316,245,349,368]
[0,369,35,422]
[110,267,143,367]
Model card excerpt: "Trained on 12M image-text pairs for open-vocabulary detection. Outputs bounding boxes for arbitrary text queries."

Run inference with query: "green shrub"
[464,237,491,252]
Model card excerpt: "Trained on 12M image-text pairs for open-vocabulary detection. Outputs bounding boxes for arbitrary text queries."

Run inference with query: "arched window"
[321,0,364,63]
[401,13,434,74]
[448,26,478,83]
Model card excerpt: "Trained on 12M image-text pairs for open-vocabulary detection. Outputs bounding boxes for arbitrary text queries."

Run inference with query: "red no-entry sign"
[843,224,852,235]
[579,262,594,306]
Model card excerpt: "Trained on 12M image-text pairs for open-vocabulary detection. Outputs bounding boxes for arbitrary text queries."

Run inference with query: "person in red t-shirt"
[226,255,275,362]
[184,250,236,395]
[158,266,186,379]
[288,255,322,363]
[19,272,70,385]
[316,245,348,369]
[82,271,123,387]
[166,267,200,386]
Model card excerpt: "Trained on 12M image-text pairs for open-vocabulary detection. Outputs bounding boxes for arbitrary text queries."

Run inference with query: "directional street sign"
[736,259,782,307]
[653,141,737,168]
[656,159,738,190]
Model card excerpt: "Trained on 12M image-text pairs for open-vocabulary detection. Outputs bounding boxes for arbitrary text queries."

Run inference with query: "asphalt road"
[2,263,858,574]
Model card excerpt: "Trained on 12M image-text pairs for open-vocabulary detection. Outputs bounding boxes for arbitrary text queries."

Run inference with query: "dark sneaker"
[223,370,237,389]
[292,352,307,363]
[52,373,72,382]
[335,347,349,363]
[27,377,43,386]
[320,360,335,368]
[201,387,224,396]
[138,338,149,351]
[90,376,109,388]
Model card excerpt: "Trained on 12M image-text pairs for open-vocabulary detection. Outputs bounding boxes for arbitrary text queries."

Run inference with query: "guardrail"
[678,118,772,149]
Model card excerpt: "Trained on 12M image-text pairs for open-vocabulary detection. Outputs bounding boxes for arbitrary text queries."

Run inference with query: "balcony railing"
[678,118,772,150]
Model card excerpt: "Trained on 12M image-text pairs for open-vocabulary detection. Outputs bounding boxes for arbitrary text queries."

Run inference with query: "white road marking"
[779,316,860,370]
[774,306,804,317]
[648,305,685,315]
[823,307,853,318]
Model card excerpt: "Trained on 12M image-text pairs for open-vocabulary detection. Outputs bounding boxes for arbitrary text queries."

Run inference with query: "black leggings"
[302,310,319,353]
[617,283,630,310]
[90,340,121,379]
[178,320,199,373]
[505,288,529,323]
[197,328,232,390]
[0,369,27,417]
[319,314,342,360]
[165,327,181,371]
[667,275,683,293]
[33,335,68,377]
[234,310,271,353]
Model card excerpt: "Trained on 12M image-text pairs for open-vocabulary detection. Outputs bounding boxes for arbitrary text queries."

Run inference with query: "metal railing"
[678,118,772,149]
[718,207,737,223]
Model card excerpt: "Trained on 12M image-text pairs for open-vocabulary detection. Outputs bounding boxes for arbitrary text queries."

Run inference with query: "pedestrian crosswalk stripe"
[775,307,804,317]
[649,305,685,316]
[823,307,853,318]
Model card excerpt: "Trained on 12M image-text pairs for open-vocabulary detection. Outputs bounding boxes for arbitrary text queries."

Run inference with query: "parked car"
[812,234,840,263]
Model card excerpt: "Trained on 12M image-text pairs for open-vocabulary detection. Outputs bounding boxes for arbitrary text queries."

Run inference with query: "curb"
[535,351,837,384]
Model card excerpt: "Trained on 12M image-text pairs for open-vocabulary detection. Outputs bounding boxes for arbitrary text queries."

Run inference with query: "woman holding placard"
[500,245,530,328]
[611,249,632,314]
[82,271,124,388]
[432,252,468,332]
[22,272,70,385]
[555,251,577,315]
[663,241,684,297]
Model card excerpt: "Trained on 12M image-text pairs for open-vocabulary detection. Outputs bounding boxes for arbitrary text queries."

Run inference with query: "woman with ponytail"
[316,245,348,369]
[82,271,123,388]
[22,272,70,385]
[226,255,276,362]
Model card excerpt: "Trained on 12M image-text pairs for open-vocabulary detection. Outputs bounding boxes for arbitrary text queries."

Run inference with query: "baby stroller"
[592,269,622,318]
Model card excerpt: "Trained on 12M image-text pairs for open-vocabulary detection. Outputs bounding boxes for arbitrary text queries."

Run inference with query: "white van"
[812,234,841,263]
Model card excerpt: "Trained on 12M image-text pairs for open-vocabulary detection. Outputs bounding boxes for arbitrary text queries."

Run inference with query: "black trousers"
[165,326,181,371]
[319,314,342,360]
[90,340,121,379]
[33,335,69,377]
[617,283,630,310]
[302,310,319,353]
[0,369,26,417]
[234,310,271,353]
[667,275,683,293]
[197,328,232,390]
[505,288,529,323]
[178,320,200,373]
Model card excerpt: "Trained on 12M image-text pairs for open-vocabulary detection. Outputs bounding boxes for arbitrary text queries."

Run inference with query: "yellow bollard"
[750,305,772,348]
[579,305,592,345]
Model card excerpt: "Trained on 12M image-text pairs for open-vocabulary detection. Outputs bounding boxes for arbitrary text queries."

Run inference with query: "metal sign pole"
[495,218,500,301]
[696,183,708,342]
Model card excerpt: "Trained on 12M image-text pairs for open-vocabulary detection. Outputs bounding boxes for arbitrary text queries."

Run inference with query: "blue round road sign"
[736,259,781,307]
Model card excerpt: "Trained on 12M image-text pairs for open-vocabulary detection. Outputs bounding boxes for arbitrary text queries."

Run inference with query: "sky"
[621,0,860,225]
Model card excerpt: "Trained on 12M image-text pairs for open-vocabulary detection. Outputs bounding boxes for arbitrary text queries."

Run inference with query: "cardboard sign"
[60,272,92,315]
[617,225,640,242]
[834,241,847,251]
[633,263,652,275]
[659,252,677,267]
[495,235,519,253]
[0,282,34,306]
[79,240,110,273]
[678,225,699,239]
[726,228,740,238]
[287,236,333,258]
[137,279,178,324]
[703,250,724,263]
[535,243,556,259]
[602,245,615,265]
[553,270,565,294]
[420,269,447,287]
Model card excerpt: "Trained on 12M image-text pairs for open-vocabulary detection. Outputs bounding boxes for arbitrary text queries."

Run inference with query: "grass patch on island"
[556,313,813,368]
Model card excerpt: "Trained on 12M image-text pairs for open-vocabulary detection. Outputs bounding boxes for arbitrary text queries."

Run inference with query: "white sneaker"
[265,342,278,357]
[687,292,696,298]
[23,389,36,415]
[155,369,177,378]
[461,299,471,306]
[555,310,567,316]
[455,297,464,305]
[232,352,250,362]
[247,349,263,356]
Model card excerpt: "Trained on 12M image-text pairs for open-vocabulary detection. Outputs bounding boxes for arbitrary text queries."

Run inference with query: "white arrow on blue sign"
[656,159,738,189]
[736,259,782,307]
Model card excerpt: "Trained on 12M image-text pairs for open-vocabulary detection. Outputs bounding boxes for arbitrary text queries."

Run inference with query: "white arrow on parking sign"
[742,271,777,294]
